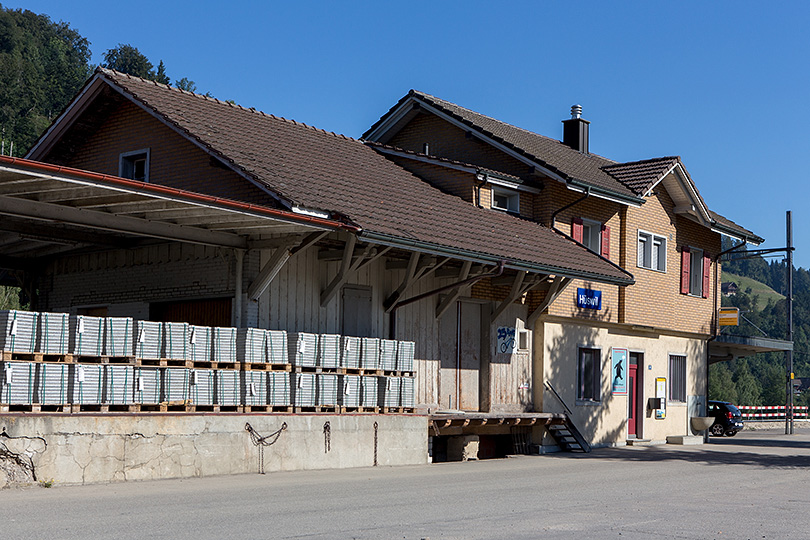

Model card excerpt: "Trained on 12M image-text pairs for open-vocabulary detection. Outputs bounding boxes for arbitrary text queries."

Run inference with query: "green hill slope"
[723,272,784,311]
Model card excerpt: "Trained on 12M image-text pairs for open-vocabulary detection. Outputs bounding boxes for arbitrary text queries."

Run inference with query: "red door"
[628,363,638,437]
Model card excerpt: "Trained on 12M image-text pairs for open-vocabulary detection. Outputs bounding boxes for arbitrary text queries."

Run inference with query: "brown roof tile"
[601,157,680,196]
[93,69,632,284]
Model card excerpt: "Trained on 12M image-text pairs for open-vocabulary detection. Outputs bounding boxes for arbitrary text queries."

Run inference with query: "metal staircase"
[544,381,591,453]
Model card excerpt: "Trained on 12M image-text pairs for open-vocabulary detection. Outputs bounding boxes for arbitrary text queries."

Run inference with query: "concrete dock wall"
[0,413,429,487]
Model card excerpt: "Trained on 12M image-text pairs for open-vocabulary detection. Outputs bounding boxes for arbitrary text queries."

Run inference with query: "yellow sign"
[719,307,740,326]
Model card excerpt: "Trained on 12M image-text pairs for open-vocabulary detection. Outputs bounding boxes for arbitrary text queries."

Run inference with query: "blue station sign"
[576,288,602,310]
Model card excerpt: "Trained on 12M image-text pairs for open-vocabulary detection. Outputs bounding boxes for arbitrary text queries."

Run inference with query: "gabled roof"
[364,90,640,203]
[25,69,633,285]
[364,90,763,245]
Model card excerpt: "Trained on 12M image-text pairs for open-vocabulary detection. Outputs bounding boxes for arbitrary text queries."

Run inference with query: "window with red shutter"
[702,252,711,298]
[600,225,610,259]
[572,217,583,243]
[680,247,691,294]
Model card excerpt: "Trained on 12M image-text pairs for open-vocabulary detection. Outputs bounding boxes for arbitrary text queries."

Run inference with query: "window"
[572,218,610,259]
[491,188,519,213]
[577,347,601,401]
[638,231,666,271]
[669,354,686,402]
[680,246,710,297]
[119,149,150,182]
[518,329,529,351]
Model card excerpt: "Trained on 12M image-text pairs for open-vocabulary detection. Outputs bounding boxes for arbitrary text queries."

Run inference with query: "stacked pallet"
[268,371,290,406]
[242,370,267,406]
[317,373,339,406]
[0,310,38,353]
[1,362,36,404]
[289,333,317,367]
[361,375,378,407]
[396,341,415,372]
[217,369,241,407]
[266,330,288,365]
[107,365,135,405]
[212,327,237,363]
[133,367,160,404]
[189,369,215,406]
[400,377,415,408]
[38,312,69,354]
[379,339,398,371]
[104,317,133,356]
[163,368,190,402]
[237,328,266,364]
[134,320,163,360]
[341,374,361,407]
[378,376,400,408]
[318,334,340,368]
[341,336,361,368]
[39,363,71,405]
[293,372,316,407]
[73,364,105,405]
[69,316,104,356]
[188,326,212,363]
[361,338,380,370]
[163,322,189,360]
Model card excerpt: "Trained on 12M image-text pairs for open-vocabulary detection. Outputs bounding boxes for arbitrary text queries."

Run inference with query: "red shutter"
[702,252,711,298]
[572,217,583,243]
[600,225,610,259]
[680,247,691,294]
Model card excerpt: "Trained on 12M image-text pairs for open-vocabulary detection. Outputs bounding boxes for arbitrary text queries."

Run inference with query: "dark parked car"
[708,400,744,436]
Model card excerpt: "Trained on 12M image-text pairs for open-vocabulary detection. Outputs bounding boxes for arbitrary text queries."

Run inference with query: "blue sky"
[8,1,809,268]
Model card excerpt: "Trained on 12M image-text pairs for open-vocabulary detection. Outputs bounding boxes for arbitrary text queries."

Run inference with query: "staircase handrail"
[544,381,573,416]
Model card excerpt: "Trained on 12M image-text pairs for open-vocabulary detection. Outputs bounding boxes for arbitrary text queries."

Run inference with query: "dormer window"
[491,187,519,214]
[119,149,150,182]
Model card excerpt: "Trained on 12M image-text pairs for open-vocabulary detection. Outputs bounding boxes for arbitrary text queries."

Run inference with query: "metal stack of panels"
[212,327,237,363]
[73,364,105,405]
[400,376,415,408]
[107,365,135,405]
[396,341,415,372]
[0,310,38,353]
[39,363,72,404]
[188,369,215,406]
[38,312,70,354]
[134,320,163,360]
[266,330,288,365]
[317,373,339,406]
[242,370,267,406]
[188,325,212,363]
[340,374,361,407]
[361,338,380,370]
[104,317,134,356]
[378,376,400,408]
[132,367,160,404]
[361,375,379,407]
[1,362,36,404]
[217,369,241,407]
[69,315,104,356]
[163,368,190,402]
[268,371,290,406]
[379,339,398,371]
[341,336,361,368]
[318,334,340,368]
[237,328,266,364]
[293,372,316,407]
[162,322,189,360]
[288,332,317,367]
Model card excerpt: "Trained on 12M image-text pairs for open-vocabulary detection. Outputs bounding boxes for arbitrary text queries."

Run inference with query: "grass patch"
[723,272,785,311]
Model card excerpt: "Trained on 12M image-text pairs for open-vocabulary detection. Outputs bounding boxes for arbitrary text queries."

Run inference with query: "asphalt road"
[3,429,810,539]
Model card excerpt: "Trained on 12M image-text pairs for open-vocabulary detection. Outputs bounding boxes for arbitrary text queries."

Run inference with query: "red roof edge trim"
[0,156,358,233]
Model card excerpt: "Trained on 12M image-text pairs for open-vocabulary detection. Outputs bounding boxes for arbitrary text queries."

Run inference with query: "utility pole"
[786,210,794,435]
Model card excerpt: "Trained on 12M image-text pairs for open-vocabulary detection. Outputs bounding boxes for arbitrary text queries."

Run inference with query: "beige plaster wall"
[537,319,707,447]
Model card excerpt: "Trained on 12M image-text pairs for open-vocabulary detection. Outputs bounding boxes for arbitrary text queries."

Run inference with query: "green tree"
[0,6,91,155]
[709,363,738,403]
[732,359,762,405]
[101,43,154,78]
[0,286,23,310]
[154,60,170,85]
[174,77,196,92]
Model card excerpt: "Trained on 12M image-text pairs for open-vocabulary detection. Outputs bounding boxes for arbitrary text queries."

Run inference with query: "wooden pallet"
[191,361,238,370]
[70,355,137,365]
[0,403,71,413]
[241,405,294,413]
[1,351,73,363]
[240,362,292,372]
[137,358,193,368]
[294,405,341,413]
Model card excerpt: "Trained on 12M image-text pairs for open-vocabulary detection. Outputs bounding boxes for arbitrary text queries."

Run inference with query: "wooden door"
[628,363,638,437]
[438,300,481,411]
[342,286,372,337]
[628,352,643,437]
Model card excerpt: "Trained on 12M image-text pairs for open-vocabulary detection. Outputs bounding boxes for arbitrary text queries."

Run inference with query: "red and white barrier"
[737,405,808,420]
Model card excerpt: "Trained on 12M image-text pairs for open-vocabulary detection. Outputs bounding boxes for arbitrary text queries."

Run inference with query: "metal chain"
[323,421,331,453]
[245,422,287,475]
[373,421,378,467]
